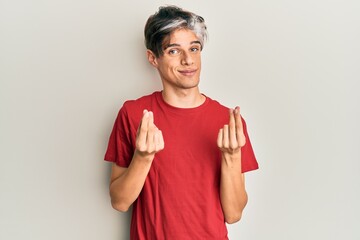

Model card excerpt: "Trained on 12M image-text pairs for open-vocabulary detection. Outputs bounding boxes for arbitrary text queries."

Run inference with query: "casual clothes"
[105,91,258,240]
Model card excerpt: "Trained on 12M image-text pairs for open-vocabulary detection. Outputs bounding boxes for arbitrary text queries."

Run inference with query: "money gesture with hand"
[135,110,164,161]
[217,106,246,157]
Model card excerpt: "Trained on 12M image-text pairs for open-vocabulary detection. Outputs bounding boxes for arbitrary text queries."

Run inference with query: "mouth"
[178,69,197,76]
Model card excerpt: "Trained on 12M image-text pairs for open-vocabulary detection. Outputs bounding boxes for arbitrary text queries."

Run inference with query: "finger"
[223,124,229,148]
[146,111,155,151]
[137,109,148,133]
[137,110,149,149]
[234,107,246,146]
[229,108,237,149]
[158,130,165,150]
[155,129,165,151]
[234,107,242,129]
[217,128,223,148]
[147,110,154,127]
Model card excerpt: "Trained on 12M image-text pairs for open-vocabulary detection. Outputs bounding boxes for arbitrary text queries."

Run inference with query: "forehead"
[163,29,200,47]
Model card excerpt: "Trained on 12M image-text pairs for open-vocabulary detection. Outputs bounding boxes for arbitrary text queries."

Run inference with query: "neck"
[161,88,205,108]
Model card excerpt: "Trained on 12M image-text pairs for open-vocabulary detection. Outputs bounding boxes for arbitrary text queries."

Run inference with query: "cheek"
[166,60,180,71]
[160,63,177,76]
[195,54,201,64]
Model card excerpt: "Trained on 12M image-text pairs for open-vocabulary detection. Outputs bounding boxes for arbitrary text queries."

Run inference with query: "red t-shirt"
[105,91,258,240]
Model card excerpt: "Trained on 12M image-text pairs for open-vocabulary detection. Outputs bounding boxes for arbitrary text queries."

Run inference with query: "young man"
[104,6,258,240]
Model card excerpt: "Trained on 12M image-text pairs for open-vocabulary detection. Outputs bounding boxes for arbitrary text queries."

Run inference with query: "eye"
[190,47,200,52]
[168,49,179,55]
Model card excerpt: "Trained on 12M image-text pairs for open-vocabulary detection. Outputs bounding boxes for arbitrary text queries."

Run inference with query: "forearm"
[220,152,248,224]
[109,110,164,212]
[110,152,153,212]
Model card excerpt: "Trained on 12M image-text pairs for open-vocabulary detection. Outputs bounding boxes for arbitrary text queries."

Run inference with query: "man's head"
[144,6,208,58]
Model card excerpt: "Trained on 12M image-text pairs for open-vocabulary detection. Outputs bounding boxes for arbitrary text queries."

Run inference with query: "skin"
[109,28,248,224]
[218,106,248,223]
[109,110,164,212]
[147,29,205,108]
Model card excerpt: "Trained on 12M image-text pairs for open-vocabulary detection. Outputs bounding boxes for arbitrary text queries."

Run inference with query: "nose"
[181,52,194,65]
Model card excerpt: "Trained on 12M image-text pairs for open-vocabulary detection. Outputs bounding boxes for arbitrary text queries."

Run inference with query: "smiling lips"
[178,69,197,76]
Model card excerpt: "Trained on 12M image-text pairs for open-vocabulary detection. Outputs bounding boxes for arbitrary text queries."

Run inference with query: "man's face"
[150,29,202,91]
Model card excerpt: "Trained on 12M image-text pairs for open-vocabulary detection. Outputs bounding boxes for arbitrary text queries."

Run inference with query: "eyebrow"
[164,41,202,50]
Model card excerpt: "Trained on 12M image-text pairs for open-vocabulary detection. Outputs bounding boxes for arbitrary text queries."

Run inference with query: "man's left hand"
[217,106,246,157]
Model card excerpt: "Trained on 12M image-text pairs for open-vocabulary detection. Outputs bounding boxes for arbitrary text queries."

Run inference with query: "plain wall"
[1,0,359,239]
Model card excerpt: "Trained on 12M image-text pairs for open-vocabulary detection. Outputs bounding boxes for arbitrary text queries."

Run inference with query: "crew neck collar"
[155,91,209,114]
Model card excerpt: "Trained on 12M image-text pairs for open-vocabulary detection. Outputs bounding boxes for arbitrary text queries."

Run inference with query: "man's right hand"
[135,109,164,161]
[109,110,164,212]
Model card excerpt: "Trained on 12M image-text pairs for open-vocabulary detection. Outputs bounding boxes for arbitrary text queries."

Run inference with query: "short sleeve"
[241,118,259,173]
[104,106,135,167]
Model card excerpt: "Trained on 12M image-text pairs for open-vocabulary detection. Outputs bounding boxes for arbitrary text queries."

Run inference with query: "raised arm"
[109,110,164,212]
[217,106,248,224]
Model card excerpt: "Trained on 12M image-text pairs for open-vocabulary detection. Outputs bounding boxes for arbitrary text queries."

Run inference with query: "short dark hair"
[144,6,208,58]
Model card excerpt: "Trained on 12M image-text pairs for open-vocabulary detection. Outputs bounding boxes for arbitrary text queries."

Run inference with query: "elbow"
[226,191,248,224]
[224,199,247,224]
[109,188,131,212]
[109,183,132,212]
[111,199,130,212]
[225,212,242,224]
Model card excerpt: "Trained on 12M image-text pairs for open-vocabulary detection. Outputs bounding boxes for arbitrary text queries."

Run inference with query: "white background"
[1,0,359,239]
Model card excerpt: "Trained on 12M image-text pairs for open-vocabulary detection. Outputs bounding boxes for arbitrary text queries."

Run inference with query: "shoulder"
[120,91,160,114]
[203,95,229,113]
[122,91,159,109]
[203,95,249,126]
[116,91,160,123]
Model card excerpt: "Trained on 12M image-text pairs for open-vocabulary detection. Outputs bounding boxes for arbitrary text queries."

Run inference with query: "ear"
[146,50,158,68]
